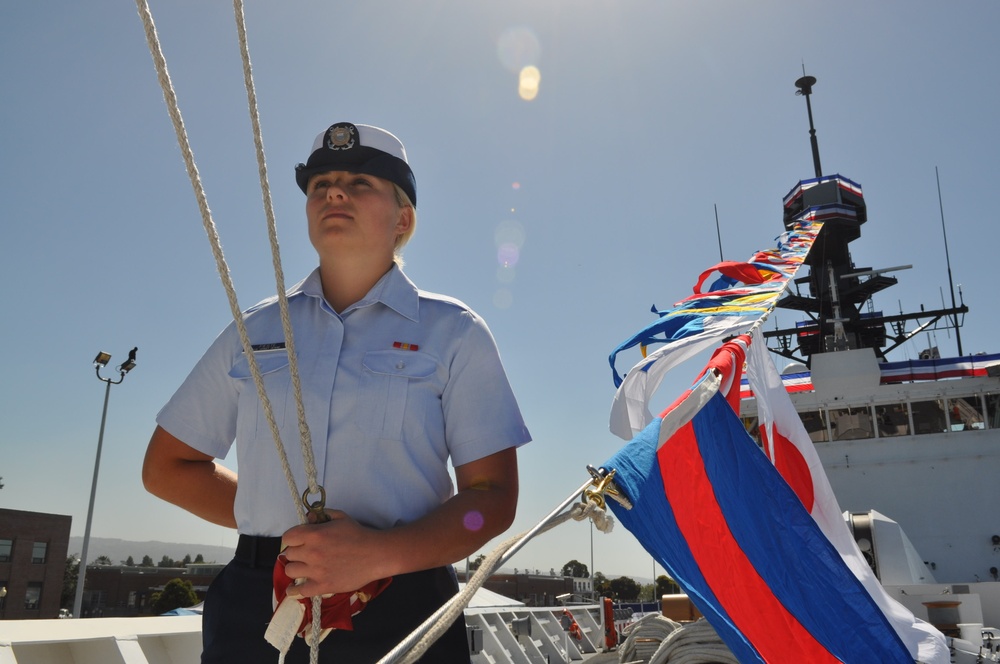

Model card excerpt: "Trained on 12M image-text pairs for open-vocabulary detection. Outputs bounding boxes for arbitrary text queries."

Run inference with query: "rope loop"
[569,499,616,534]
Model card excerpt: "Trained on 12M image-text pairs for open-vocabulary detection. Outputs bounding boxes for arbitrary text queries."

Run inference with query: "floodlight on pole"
[73,347,138,619]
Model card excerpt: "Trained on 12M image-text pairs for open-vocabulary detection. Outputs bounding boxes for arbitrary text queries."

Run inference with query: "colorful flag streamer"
[608,213,824,440]
[609,215,824,439]
[601,337,918,663]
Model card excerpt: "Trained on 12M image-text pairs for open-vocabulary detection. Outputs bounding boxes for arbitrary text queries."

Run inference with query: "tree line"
[87,553,213,567]
[560,559,680,602]
[61,552,216,612]
[471,557,682,603]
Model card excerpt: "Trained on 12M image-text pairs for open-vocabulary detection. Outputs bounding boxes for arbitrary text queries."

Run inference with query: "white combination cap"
[295,122,416,205]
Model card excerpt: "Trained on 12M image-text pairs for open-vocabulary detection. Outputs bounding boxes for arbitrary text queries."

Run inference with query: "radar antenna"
[795,75,823,178]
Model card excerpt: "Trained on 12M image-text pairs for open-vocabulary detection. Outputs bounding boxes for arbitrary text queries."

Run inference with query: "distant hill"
[68,537,235,566]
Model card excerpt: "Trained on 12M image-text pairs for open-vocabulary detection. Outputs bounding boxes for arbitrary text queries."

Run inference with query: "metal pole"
[794,75,823,179]
[73,378,112,619]
[714,203,724,262]
[494,479,594,570]
[590,519,595,601]
[652,559,656,605]
[936,166,963,356]
[804,92,823,179]
[377,479,595,664]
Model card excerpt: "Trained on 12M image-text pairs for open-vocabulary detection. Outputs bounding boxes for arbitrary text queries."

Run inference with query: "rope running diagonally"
[133,0,326,659]
[228,1,328,656]
[378,481,615,664]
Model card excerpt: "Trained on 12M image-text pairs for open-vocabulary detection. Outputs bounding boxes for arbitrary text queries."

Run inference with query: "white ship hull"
[0,603,619,664]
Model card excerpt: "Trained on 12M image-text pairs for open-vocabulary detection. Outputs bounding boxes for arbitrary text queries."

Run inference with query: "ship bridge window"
[946,396,985,431]
[875,403,910,437]
[985,393,1000,430]
[800,410,829,442]
[911,399,947,435]
[830,406,874,441]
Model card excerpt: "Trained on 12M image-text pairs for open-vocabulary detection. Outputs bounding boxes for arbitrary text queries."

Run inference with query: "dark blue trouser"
[201,537,471,663]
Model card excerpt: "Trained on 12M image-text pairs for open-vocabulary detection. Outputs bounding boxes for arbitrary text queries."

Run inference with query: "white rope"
[134,0,325,658]
[228,2,325,658]
[648,619,739,664]
[133,0,310,521]
[378,494,615,664]
[229,0,321,500]
[619,613,682,664]
[619,614,739,664]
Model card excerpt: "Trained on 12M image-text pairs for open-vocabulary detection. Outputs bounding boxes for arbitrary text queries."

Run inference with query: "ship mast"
[794,75,823,179]
[762,75,969,366]
[936,166,964,356]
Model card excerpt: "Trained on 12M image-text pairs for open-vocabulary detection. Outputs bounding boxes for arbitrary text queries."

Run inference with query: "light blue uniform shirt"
[157,266,531,537]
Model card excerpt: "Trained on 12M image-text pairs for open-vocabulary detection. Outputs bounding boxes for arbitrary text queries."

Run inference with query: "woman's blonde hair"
[393,185,416,266]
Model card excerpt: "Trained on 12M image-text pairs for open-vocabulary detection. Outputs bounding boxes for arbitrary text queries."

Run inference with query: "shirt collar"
[292,265,420,322]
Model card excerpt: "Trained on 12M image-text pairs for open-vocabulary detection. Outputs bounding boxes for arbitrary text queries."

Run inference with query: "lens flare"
[494,219,526,250]
[493,289,514,310]
[497,27,540,73]
[494,216,524,309]
[497,244,520,268]
[519,66,541,101]
[496,265,516,284]
[463,510,485,532]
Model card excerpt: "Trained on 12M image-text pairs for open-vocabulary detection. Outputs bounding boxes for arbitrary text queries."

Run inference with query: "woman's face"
[305,170,411,261]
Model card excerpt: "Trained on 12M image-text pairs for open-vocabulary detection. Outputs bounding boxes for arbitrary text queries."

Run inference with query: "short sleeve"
[156,324,241,459]
[441,311,531,467]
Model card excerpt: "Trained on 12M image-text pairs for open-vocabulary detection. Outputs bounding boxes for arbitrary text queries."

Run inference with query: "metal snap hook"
[302,486,329,522]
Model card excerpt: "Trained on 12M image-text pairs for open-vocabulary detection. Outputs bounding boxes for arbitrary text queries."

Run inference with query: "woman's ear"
[395,205,414,236]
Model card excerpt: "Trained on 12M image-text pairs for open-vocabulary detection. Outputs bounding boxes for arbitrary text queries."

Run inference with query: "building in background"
[0,508,71,620]
[81,564,224,617]
[483,571,575,606]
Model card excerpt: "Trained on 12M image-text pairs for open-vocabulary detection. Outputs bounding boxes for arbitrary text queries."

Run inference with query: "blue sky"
[2,1,998,581]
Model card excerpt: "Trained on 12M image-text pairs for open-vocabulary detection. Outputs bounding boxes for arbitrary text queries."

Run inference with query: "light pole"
[590,520,595,601]
[73,348,137,619]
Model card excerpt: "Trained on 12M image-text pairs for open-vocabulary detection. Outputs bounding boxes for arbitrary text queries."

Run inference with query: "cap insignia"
[326,123,357,151]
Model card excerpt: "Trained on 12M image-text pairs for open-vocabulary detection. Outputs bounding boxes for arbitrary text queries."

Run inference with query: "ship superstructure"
[740,76,1000,636]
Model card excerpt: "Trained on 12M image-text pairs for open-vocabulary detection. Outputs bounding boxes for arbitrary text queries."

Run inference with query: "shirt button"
[396,361,405,370]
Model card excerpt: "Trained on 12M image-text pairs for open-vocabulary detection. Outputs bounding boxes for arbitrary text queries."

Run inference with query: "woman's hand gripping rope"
[264,487,393,659]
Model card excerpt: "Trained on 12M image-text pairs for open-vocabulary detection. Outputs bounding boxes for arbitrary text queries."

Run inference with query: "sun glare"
[519,66,541,101]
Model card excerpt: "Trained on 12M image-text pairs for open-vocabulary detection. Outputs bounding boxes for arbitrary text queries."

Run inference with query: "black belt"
[235,534,282,568]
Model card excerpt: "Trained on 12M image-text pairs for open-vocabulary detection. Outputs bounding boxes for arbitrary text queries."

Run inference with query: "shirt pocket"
[358,350,438,441]
[228,349,292,436]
